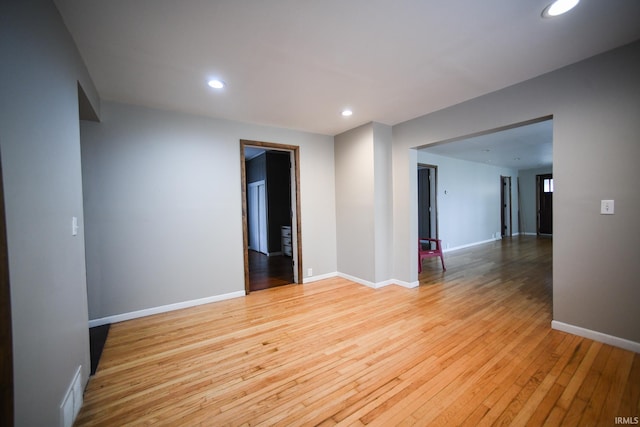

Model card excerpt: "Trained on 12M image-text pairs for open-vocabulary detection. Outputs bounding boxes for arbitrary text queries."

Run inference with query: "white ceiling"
[419,119,553,170]
[54,0,640,138]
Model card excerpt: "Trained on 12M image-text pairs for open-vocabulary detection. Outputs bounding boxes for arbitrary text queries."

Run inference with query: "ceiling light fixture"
[341,109,353,117]
[208,79,225,89]
[542,0,579,18]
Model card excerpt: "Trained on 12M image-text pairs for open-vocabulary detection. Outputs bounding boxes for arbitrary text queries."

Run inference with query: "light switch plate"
[600,200,614,215]
[72,216,79,235]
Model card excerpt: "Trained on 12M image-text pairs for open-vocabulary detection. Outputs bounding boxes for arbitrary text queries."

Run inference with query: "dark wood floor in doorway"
[249,250,294,291]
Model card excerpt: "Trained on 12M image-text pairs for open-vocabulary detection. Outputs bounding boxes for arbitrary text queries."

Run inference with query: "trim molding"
[336,273,419,289]
[88,274,419,328]
[337,272,378,288]
[552,320,640,353]
[88,291,245,328]
[240,140,303,293]
[303,271,338,283]
[443,234,549,253]
[443,237,499,253]
[392,279,420,289]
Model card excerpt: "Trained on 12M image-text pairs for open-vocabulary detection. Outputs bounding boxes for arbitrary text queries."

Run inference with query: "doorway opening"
[418,164,438,240]
[240,140,302,293]
[501,175,512,237]
[0,153,14,425]
[537,173,553,235]
[78,84,110,375]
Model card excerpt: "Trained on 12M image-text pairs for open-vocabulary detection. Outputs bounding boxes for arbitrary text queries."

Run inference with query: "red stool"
[419,238,446,272]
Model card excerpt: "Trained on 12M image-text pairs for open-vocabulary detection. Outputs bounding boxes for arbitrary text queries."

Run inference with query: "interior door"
[537,173,553,235]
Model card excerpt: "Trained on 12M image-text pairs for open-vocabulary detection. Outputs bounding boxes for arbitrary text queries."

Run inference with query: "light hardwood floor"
[76,236,639,426]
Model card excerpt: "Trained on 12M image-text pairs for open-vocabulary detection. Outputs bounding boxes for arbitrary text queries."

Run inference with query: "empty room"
[1,0,639,425]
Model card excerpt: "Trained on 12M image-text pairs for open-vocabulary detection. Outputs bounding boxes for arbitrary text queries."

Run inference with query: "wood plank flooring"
[75,236,639,426]
[249,250,294,291]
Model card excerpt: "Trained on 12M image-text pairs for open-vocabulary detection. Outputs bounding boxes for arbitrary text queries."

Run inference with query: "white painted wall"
[518,166,553,235]
[417,151,519,250]
[392,41,640,344]
[0,0,99,424]
[81,101,336,320]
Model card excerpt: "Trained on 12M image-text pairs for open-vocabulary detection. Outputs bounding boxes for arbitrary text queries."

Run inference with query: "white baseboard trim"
[392,279,420,289]
[336,273,419,289]
[375,279,396,288]
[303,271,338,283]
[552,320,640,353]
[89,273,420,328]
[443,238,499,253]
[88,290,246,327]
[337,272,378,288]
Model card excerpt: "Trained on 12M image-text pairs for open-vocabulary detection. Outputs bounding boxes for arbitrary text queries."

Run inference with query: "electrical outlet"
[307,268,313,277]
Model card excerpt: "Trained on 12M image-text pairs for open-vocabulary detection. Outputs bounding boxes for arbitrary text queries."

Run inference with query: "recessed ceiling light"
[341,109,353,117]
[542,0,580,18]
[208,79,225,89]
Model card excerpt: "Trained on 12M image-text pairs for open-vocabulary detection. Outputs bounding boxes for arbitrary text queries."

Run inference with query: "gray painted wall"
[417,151,519,250]
[0,0,99,424]
[335,122,394,285]
[81,101,337,319]
[3,3,639,423]
[373,123,393,283]
[393,41,640,343]
[335,123,376,283]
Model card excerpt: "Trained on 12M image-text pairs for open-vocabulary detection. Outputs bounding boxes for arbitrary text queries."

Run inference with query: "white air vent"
[60,366,83,427]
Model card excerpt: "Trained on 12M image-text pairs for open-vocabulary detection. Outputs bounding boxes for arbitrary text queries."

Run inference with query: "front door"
[537,173,553,235]
[418,165,437,239]
[501,176,512,237]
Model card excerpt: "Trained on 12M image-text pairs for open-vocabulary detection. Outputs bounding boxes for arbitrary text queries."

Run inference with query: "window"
[543,178,554,193]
